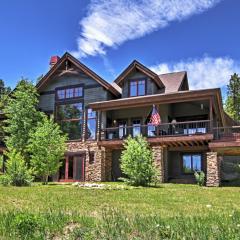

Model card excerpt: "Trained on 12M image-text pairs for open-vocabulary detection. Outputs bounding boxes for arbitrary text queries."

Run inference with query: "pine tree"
[3,79,42,161]
[225,73,240,121]
[0,79,11,145]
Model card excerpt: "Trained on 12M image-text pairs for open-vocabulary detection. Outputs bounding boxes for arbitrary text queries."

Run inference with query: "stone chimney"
[49,56,60,68]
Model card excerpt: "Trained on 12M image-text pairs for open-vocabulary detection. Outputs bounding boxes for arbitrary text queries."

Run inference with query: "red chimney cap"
[50,56,60,65]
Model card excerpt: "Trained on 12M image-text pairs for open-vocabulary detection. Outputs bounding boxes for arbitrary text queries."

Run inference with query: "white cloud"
[150,56,240,89]
[72,0,221,58]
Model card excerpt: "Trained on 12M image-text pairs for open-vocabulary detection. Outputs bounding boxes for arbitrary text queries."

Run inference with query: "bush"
[0,175,11,186]
[194,171,205,186]
[12,213,43,238]
[120,135,156,186]
[4,150,33,186]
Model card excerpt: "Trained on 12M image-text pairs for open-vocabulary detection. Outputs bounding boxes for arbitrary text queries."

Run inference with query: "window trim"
[128,78,146,97]
[55,99,84,141]
[181,153,202,175]
[55,84,84,101]
[85,107,98,141]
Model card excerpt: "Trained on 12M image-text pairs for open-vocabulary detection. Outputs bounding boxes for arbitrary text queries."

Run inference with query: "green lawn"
[0,183,240,239]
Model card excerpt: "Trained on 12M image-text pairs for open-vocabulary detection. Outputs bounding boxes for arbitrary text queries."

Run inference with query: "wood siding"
[121,72,161,98]
[38,74,112,112]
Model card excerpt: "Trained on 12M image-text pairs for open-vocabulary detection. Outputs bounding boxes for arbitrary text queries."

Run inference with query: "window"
[182,154,202,174]
[89,152,95,164]
[129,80,146,97]
[66,88,74,98]
[57,89,65,100]
[118,120,127,139]
[75,87,83,97]
[56,102,83,140]
[86,109,97,140]
[132,119,141,137]
[56,86,83,100]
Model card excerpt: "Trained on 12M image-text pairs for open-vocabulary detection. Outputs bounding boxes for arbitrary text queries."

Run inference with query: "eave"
[36,52,121,97]
[89,88,219,109]
[114,60,164,89]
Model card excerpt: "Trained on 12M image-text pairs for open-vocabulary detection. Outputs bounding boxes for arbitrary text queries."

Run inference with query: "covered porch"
[89,89,224,145]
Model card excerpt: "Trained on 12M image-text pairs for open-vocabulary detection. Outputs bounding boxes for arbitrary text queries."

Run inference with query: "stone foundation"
[152,145,165,183]
[66,141,110,182]
[206,152,221,187]
[104,149,112,181]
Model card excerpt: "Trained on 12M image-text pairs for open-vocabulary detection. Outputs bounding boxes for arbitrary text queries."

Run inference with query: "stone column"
[206,152,221,187]
[152,145,165,183]
[104,148,112,181]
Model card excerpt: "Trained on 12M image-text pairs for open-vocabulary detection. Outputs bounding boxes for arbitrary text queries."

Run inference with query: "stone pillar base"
[152,145,165,183]
[206,152,221,187]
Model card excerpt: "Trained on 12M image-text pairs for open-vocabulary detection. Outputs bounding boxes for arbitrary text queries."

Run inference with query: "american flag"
[149,105,161,126]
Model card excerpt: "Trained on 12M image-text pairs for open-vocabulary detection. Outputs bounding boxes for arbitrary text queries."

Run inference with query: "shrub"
[0,175,11,186]
[4,150,33,186]
[194,171,205,186]
[120,135,156,186]
[12,213,43,238]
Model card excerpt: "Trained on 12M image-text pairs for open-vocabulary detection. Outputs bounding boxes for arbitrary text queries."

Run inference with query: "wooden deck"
[98,133,214,149]
[209,126,240,154]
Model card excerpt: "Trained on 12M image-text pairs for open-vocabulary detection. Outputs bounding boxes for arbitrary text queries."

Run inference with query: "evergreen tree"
[0,79,11,145]
[3,79,42,161]
[225,73,240,121]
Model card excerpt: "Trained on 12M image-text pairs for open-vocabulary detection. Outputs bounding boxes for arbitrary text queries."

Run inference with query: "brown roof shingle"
[158,71,188,93]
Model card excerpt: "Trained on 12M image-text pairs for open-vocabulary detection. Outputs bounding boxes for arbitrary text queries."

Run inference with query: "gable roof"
[158,71,189,93]
[36,52,120,97]
[114,60,164,88]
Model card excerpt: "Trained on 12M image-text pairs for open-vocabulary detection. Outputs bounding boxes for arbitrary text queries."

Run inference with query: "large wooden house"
[7,52,240,186]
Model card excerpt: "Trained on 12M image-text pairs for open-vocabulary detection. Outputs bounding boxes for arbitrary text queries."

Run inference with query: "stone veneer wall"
[104,148,112,181]
[206,152,221,187]
[66,141,111,182]
[152,145,165,183]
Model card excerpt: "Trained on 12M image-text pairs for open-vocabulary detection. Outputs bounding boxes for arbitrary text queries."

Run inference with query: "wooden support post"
[65,156,69,180]
[209,97,213,132]
[73,157,77,180]
[97,110,102,141]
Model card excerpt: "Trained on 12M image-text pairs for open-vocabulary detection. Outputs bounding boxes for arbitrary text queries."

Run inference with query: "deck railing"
[101,120,211,140]
[213,126,240,141]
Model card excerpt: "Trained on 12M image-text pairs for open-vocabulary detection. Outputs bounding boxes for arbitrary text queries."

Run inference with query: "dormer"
[114,60,165,98]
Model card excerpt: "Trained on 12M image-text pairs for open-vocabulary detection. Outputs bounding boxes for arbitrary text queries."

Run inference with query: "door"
[59,155,85,182]
[132,119,141,137]
[118,119,127,139]
[73,155,85,181]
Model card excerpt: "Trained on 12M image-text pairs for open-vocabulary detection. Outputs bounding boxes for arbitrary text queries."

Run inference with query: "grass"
[0,183,240,239]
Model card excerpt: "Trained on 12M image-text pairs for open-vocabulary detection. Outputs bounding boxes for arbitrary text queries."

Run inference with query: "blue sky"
[0,0,240,93]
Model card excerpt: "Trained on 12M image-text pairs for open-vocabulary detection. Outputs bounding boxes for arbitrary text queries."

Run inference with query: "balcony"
[209,126,240,154]
[98,120,213,148]
[213,126,240,142]
[101,120,211,141]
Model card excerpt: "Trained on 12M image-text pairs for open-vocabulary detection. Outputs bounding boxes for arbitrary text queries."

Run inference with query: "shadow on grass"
[221,180,240,187]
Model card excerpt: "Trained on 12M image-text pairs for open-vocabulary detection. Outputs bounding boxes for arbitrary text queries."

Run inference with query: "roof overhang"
[114,60,164,89]
[36,52,121,97]
[89,88,225,126]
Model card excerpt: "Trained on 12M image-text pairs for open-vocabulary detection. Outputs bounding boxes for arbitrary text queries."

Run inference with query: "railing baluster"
[101,120,214,140]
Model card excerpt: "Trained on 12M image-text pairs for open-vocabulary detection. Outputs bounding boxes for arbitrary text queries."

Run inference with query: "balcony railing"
[213,126,240,141]
[101,120,211,141]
